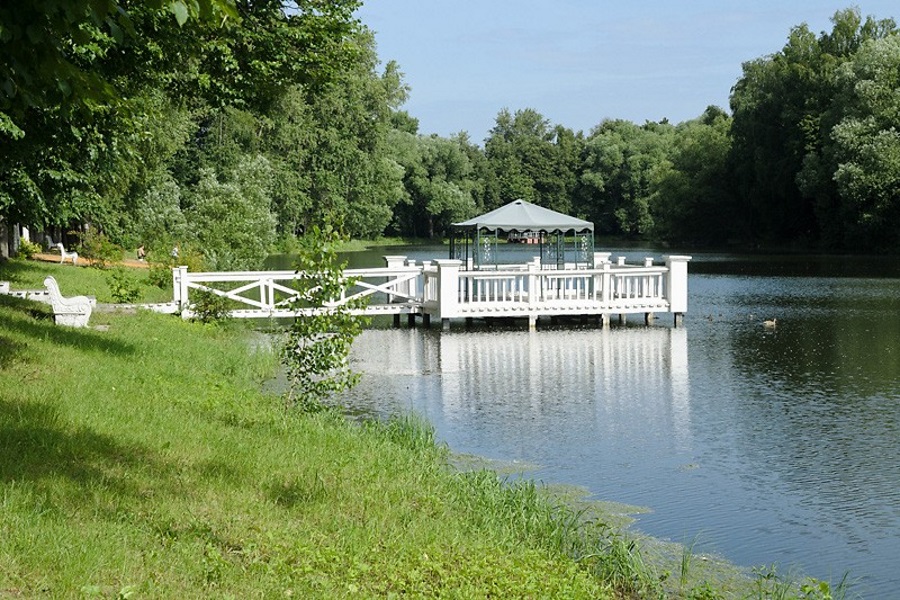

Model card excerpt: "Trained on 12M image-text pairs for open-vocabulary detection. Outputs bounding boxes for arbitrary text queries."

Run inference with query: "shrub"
[189,288,231,324]
[282,225,368,411]
[16,239,41,259]
[107,268,142,303]
[78,230,122,269]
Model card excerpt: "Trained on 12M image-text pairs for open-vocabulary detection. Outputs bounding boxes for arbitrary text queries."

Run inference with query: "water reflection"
[348,326,691,450]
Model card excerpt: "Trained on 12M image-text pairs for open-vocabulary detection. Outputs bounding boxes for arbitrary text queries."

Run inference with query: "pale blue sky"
[355,1,898,143]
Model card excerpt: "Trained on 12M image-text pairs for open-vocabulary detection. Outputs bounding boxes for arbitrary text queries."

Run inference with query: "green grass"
[0,259,855,599]
[0,258,171,304]
[336,236,438,252]
[0,262,613,598]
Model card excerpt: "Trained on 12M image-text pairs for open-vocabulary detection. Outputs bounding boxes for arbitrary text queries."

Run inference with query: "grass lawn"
[0,260,614,598]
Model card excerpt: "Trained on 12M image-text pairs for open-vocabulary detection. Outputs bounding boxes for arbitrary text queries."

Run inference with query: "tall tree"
[729,8,897,247]
[389,132,476,238]
[483,108,581,214]
[651,107,736,244]
[578,119,674,237]
[829,34,900,250]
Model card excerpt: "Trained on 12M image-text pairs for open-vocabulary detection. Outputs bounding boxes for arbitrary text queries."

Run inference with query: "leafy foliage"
[282,225,368,411]
[4,2,900,261]
[189,288,231,324]
[389,131,477,237]
[183,157,277,270]
[77,229,122,269]
[730,8,899,249]
[107,267,142,303]
[15,238,41,258]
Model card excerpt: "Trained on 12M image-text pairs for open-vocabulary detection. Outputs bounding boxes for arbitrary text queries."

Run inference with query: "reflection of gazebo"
[450,199,595,269]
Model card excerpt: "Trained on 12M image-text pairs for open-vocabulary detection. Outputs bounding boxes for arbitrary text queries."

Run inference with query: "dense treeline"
[2,5,899,267]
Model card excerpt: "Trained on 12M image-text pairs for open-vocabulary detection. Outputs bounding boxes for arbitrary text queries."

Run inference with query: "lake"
[271,245,900,597]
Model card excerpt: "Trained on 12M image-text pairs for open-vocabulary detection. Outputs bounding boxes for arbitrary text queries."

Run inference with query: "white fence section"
[172,265,423,319]
[171,254,692,327]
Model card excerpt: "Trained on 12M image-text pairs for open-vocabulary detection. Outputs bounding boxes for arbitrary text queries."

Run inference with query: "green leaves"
[282,225,368,411]
[170,1,189,26]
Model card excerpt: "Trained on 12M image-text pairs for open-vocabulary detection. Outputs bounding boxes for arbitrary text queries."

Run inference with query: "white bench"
[44,276,92,327]
[56,242,78,265]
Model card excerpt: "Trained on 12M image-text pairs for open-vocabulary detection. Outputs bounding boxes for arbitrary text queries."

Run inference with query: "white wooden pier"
[170,253,692,328]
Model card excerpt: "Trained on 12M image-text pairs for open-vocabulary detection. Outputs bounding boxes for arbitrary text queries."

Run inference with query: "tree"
[183,156,278,270]
[0,0,365,251]
[0,0,237,133]
[389,132,476,238]
[275,35,406,238]
[729,8,897,247]
[651,107,736,244]
[483,108,581,214]
[282,225,367,411]
[578,119,675,236]
[829,35,900,250]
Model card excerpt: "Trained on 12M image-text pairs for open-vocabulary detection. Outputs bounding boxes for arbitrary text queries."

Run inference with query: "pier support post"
[423,313,431,328]
[393,314,401,328]
[619,313,627,325]
[528,315,537,330]
[645,312,655,325]
[601,313,610,328]
[408,313,416,327]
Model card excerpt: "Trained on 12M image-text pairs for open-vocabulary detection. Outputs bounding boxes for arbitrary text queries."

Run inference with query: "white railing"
[171,254,692,324]
[422,263,672,310]
[173,265,423,318]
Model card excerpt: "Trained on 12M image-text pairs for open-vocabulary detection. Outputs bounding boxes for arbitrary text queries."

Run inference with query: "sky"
[355,1,898,143]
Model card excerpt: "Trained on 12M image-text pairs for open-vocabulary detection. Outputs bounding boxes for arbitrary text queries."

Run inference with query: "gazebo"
[450,199,595,269]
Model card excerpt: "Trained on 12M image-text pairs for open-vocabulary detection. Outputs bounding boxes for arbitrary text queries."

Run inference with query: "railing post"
[406,258,418,299]
[527,260,539,328]
[173,266,190,314]
[266,277,274,310]
[602,262,612,304]
[435,259,461,329]
[665,255,692,323]
[419,261,431,300]
[383,255,406,303]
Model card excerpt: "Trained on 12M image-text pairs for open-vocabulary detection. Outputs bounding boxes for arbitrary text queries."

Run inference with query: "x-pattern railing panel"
[179,267,424,315]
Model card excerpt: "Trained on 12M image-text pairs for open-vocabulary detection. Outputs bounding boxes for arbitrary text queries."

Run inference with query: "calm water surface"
[289,246,900,598]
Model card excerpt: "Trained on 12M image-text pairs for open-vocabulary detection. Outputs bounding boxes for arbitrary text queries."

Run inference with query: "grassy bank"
[0,261,614,598]
[0,259,170,304]
[0,259,850,599]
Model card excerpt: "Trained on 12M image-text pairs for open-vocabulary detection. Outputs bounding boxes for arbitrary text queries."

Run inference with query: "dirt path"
[31,252,151,269]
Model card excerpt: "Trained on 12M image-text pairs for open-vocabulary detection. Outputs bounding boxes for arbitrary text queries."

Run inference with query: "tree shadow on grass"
[0,397,240,517]
[0,295,134,361]
[0,334,27,369]
[0,398,157,494]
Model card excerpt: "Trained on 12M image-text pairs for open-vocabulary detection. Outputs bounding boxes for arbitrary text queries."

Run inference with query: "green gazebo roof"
[452,199,593,234]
